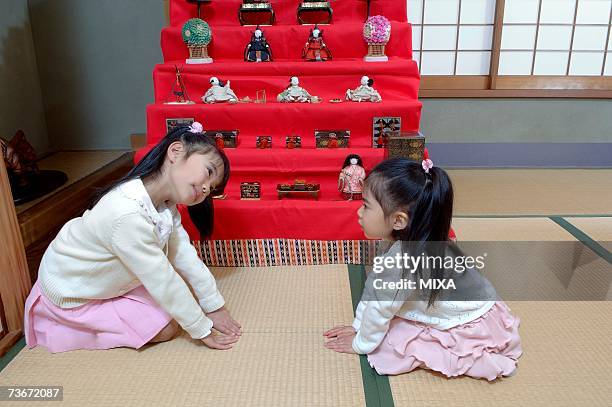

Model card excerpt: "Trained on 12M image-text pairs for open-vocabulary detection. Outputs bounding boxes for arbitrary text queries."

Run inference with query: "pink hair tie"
[422,149,434,174]
[188,122,203,133]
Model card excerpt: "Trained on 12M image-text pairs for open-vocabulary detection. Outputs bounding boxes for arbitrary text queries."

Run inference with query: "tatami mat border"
[0,338,25,373]
[550,217,612,264]
[348,264,395,407]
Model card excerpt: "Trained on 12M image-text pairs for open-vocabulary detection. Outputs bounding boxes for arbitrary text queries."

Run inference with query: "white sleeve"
[111,213,213,339]
[352,243,411,354]
[351,298,404,354]
[167,208,225,313]
[352,301,367,331]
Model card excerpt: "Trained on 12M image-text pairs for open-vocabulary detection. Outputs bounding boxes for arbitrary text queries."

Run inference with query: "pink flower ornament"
[189,122,204,133]
[422,158,434,174]
[363,16,391,44]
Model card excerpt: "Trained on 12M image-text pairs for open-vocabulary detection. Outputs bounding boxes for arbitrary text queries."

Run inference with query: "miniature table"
[277,189,319,200]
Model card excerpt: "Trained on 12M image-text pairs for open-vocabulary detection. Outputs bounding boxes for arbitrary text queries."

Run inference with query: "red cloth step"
[154,59,419,103]
[161,22,413,62]
[146,100,422,146]
[156,58,418,77]
[136,146,387,201]
[181,198,367,240]
[182,200,457,241]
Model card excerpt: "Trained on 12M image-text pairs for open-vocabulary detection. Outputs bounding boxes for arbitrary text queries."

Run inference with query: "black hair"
[365,157,454,306]
[211,77,226,87]
[367,78,374,87]
[342,154,363,168]
[310,24,322,37]
[91,126,230,238]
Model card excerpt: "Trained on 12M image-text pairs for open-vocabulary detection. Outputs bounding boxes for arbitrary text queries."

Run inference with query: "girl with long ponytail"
[324,155,522,381]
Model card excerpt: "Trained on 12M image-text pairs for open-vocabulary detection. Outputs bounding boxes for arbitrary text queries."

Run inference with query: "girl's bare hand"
[207,306,242,336]
[323,325,356,339]
[201,332,239,350]
[324,332,357,354]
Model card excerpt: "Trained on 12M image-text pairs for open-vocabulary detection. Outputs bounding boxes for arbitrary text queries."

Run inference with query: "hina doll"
[345,75,382,102]
[302,25,332,62]
[277,77,319,103]
[244,25,273,62]
[202,77,239,103]
[338,154,366,200]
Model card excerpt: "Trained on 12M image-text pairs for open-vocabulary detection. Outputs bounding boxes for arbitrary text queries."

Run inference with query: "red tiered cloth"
[139,0,431,250]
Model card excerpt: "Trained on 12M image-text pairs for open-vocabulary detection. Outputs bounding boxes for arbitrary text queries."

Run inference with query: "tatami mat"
[451,217,576,241]
[2,212,611,405]
[389,217,612,405]
[0,265,365,406]
[564,217,612,253]
[213,265,355,331]
[449,169,612,216]
[451,218,611,300]
[389,301,612,407]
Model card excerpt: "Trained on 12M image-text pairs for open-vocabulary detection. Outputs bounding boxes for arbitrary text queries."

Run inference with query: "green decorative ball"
[182,18,212,46]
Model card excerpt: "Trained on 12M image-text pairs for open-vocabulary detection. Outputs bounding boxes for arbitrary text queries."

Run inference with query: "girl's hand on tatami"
[201,332,239,350]
[323,325,356,339]
[324,332,357,354]
[207,306,242,336]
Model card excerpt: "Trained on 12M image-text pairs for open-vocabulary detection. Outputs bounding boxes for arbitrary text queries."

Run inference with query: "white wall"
[28,0,165,150]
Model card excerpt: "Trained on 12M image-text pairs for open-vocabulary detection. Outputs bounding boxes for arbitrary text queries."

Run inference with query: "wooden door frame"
[0,157,32,356]
[0,293,7,342]
[417,0,612,98]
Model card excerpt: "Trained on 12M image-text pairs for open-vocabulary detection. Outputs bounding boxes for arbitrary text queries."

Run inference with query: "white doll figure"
[202,77,239,103]
[345,75,382,103]
[277,76,320,103]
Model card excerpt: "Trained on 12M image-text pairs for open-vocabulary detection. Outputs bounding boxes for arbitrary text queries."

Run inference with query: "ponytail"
[365,158,454,306]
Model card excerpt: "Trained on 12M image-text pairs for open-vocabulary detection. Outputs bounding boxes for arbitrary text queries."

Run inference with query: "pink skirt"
[24,281,172,353]
[367,301,522,381]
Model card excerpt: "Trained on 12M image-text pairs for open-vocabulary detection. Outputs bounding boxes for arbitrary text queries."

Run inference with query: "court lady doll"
[338,154,366,200]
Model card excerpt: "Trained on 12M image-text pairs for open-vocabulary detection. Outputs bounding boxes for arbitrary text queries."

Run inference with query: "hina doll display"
[302,24,332,61]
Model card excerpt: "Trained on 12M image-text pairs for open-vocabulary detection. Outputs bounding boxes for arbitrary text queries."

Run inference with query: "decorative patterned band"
[193,239,383,267]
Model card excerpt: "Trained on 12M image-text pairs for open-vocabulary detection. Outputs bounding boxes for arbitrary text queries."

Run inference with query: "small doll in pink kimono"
[338,154,366,201]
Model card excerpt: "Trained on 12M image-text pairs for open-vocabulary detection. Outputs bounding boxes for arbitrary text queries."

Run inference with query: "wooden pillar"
[164,0,170,25]
[0,157,32,354]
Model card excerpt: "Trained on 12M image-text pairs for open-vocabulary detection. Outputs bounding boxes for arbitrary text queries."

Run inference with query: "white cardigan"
[38,178,224,340]
[351,241,495,354]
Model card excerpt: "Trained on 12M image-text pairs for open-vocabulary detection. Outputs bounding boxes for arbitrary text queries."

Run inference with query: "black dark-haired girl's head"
[342,154,364,169]
[365,157,453,243]
[92,125,231,238]
[363,157,454,305]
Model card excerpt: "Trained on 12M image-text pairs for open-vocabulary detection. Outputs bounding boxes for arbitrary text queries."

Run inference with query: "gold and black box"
[203,130,239,148]
[240,182,261,200]
[385,132,426,162]
[314,130,350,148]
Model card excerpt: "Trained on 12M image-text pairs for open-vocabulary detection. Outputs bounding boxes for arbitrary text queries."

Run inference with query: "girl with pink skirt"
[324,156,521,381]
